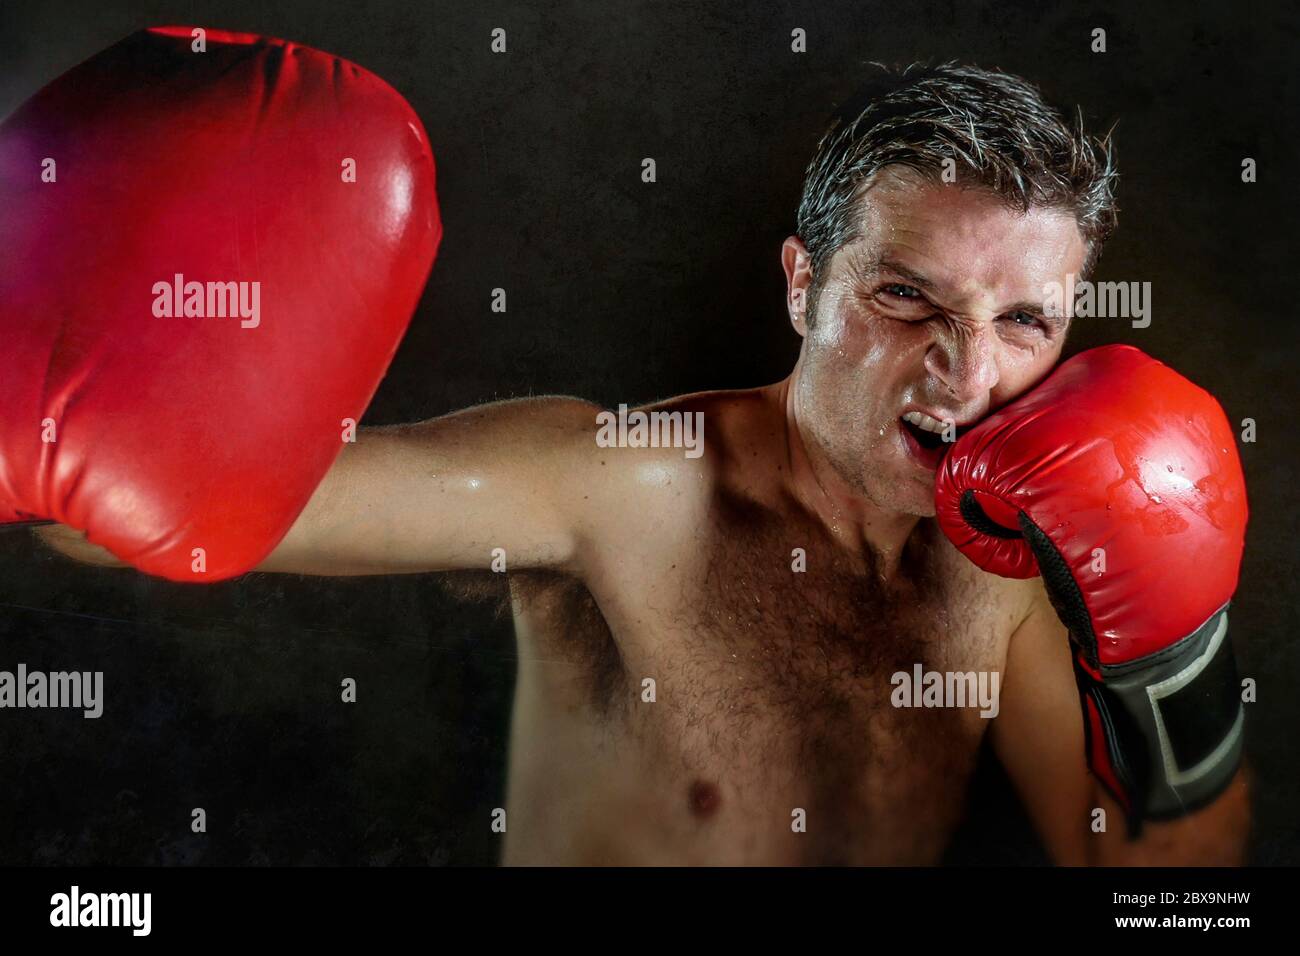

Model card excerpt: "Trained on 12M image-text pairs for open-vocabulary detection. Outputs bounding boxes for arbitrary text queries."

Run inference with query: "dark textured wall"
[1,0,1295,865]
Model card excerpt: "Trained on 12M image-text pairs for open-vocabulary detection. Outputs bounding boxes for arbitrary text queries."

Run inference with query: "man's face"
[786,167,1087,517]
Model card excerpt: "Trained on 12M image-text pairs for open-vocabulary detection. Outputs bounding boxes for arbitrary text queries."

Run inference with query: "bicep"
[259,397,604,576]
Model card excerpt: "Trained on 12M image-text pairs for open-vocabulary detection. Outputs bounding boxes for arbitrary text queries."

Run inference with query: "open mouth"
[898,411,973,469]
[901,416,949,451]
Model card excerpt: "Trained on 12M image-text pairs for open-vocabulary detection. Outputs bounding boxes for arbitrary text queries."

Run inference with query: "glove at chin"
[935,345,1248,830]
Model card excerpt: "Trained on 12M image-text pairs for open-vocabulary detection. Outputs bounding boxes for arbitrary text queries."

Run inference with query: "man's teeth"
[902,411,950,435]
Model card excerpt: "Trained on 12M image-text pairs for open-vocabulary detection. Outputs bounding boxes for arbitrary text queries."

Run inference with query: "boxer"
[11,33,1248,864]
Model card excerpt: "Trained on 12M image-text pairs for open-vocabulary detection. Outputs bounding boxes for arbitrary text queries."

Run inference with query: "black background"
[0,0,1295,865]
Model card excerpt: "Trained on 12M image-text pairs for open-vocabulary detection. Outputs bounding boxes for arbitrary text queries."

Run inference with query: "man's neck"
[778,366,922,583]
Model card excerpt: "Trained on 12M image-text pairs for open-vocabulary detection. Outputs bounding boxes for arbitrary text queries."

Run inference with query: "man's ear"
[781,235,813,338]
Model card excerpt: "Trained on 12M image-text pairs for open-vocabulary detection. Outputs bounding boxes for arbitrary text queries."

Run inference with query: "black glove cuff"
[1083,603,1245,824]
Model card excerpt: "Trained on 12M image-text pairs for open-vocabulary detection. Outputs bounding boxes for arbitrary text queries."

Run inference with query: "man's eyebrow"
[872,256,939,291]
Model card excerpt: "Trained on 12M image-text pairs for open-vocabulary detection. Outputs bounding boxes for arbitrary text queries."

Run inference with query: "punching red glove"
[0,27,441,580]
[935,345,1248,830]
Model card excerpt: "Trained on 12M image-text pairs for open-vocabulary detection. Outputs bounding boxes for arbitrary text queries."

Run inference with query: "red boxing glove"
[0,27,441,580]
[935,345,1248,830]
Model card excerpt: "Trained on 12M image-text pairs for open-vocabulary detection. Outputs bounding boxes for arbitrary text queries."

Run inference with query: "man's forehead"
[847,174,1088,292]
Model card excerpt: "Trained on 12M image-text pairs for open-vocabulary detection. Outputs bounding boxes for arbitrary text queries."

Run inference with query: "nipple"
[689,780,722,819]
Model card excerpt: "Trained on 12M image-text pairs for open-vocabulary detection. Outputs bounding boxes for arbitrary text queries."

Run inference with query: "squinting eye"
[1006,311,1044,329]
[883,284,922,299]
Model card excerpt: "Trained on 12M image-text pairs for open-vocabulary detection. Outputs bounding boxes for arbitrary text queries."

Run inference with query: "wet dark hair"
[796,62,1118,304]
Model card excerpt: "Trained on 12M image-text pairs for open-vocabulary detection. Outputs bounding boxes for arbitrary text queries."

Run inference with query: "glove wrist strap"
[1078,604,1245,827]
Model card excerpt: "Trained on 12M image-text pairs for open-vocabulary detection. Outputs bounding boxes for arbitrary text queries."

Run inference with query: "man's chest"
[625,543,1009,764]
[509,516,1024,862]
[531,508,1018,768]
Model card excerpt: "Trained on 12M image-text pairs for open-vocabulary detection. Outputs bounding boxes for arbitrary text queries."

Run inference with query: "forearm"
[33,523,129,568]
[1086,762,1252,866]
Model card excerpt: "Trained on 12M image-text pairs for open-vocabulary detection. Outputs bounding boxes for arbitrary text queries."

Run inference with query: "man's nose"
[925,326,1000,402]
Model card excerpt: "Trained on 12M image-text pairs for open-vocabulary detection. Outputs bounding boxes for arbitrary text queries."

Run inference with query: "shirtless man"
[21,55,1249,865]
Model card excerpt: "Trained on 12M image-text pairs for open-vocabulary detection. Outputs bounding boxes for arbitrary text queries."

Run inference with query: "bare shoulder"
[630,384,789,491]
[360,390,782,578]
[926,522,1045,639]
[569,385,786,562]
